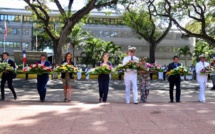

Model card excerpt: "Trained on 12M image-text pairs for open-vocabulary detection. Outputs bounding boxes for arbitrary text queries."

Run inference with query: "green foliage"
[192,40,215,65]
[122,10,160,41]
[33,23,53,51]
[177,45,192,66]
[23,0,128,64]
[121,2,172,63]
[158,0,215,45]
[81,37,123,67]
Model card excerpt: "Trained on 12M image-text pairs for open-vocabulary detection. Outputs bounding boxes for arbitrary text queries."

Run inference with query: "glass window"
[0,14,21,22]
[22,28,29,35]
[22,42,29,49]
[7,28,13,34]
[23,16,32,22]
[13,28,17,35]
[9,42,14,48]
[0,41,3,47]
[0,15,7,21]
[0,27,3,34]
[17,42,21,48]
[6,42,9,48]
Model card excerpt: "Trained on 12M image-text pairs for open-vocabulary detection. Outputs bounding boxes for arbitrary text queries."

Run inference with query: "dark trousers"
[169,76,181,101]
[150,73,153,80]
[1,76,16,100]
[98,74,110,102]
[37,75,49,101]
[163,72,166,80]
[118,74,122,80]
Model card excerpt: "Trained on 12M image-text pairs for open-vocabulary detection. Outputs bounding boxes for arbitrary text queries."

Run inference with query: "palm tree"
[178,45,192,66]
[67,23,90,63]
[80,38,123,67]
[80,38,103,67]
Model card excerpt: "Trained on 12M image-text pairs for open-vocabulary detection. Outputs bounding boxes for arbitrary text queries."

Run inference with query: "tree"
[192,40,215,65]
[24,0,125,64]
[122,1,172,63]
[102,41,123,65]
[156,0,215,46]
[81,37,123,67]
[67,22,90,62]
[177,45,192,66]
[81,37,103,67]
[33,23,53,51]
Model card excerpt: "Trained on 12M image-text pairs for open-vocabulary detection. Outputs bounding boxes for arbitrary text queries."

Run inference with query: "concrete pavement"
[0,79,215,134]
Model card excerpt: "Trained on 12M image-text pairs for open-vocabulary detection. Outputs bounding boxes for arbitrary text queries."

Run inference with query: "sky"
[0,0,86,10]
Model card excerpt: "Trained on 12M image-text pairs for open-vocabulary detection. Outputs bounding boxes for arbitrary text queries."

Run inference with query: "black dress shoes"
[14,96,17,100]
[169,100,174,103]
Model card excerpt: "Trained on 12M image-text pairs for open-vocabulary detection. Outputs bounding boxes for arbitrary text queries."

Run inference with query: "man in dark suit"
[37,54,51,102]
[1,52,17,101]
[167,56,181,103]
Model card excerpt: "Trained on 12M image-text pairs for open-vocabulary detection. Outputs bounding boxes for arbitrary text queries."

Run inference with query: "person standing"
[1,52,17,101]
[139,57,150,103]
[195,54,210,102]
[210,63,215,90]
[61,53,74,102]
[97,53,112,103]
[37,54,51,102]
[85,67,89,80]
[123,47,139,104]
[77,67,82,80]
[163,65,167,80]
[167,56,181,103]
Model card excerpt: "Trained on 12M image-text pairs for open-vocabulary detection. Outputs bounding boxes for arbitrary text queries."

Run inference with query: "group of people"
[0,48,211,104]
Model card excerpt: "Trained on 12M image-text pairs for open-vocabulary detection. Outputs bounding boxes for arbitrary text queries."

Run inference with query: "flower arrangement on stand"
[87,64,113,75]
[22,63,52,75]
[166,66,191,76]
[53,63,78,73]
[0,62,14,73]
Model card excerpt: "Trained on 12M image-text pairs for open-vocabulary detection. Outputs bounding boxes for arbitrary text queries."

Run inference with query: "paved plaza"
[1,79,215,134]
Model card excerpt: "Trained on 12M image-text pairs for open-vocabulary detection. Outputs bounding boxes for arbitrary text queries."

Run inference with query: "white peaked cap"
[128,47,136,51]
[199,54,206,58]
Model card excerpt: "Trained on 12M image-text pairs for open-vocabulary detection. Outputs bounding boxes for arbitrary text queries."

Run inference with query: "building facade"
[0,8,195,65]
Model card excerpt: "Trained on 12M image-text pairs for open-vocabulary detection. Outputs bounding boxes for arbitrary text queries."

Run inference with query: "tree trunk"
[185,57,187,67]
[149,44,156,63]
[72,43,75,64]
[53,41,63,65]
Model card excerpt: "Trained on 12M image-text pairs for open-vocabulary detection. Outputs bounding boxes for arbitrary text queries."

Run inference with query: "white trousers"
[124,73,138,103]
[158,72,163,80]
[86,74,89,80]
[77,72,81,79]
[197,76,207,102]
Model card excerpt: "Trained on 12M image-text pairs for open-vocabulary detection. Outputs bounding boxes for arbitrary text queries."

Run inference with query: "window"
[16,42,21,48]
[22,28,29,35]
[0,27,3,34]
[23,16,32,22]
[22,42,29,49]
[0,14,21,22]
[0,41,3,47]
[7,28,13,34]
[0,41,23,48]
[87,17,125,25]
[9,42,14,48]
[6,42,9,48]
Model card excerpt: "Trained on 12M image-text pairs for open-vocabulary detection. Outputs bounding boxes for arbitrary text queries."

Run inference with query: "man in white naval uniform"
[195,54,210,102]
[123,47,139,104]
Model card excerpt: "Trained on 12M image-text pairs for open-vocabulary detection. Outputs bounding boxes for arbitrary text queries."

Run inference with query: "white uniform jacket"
[195,61,210,83]
[122,56,139,76]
